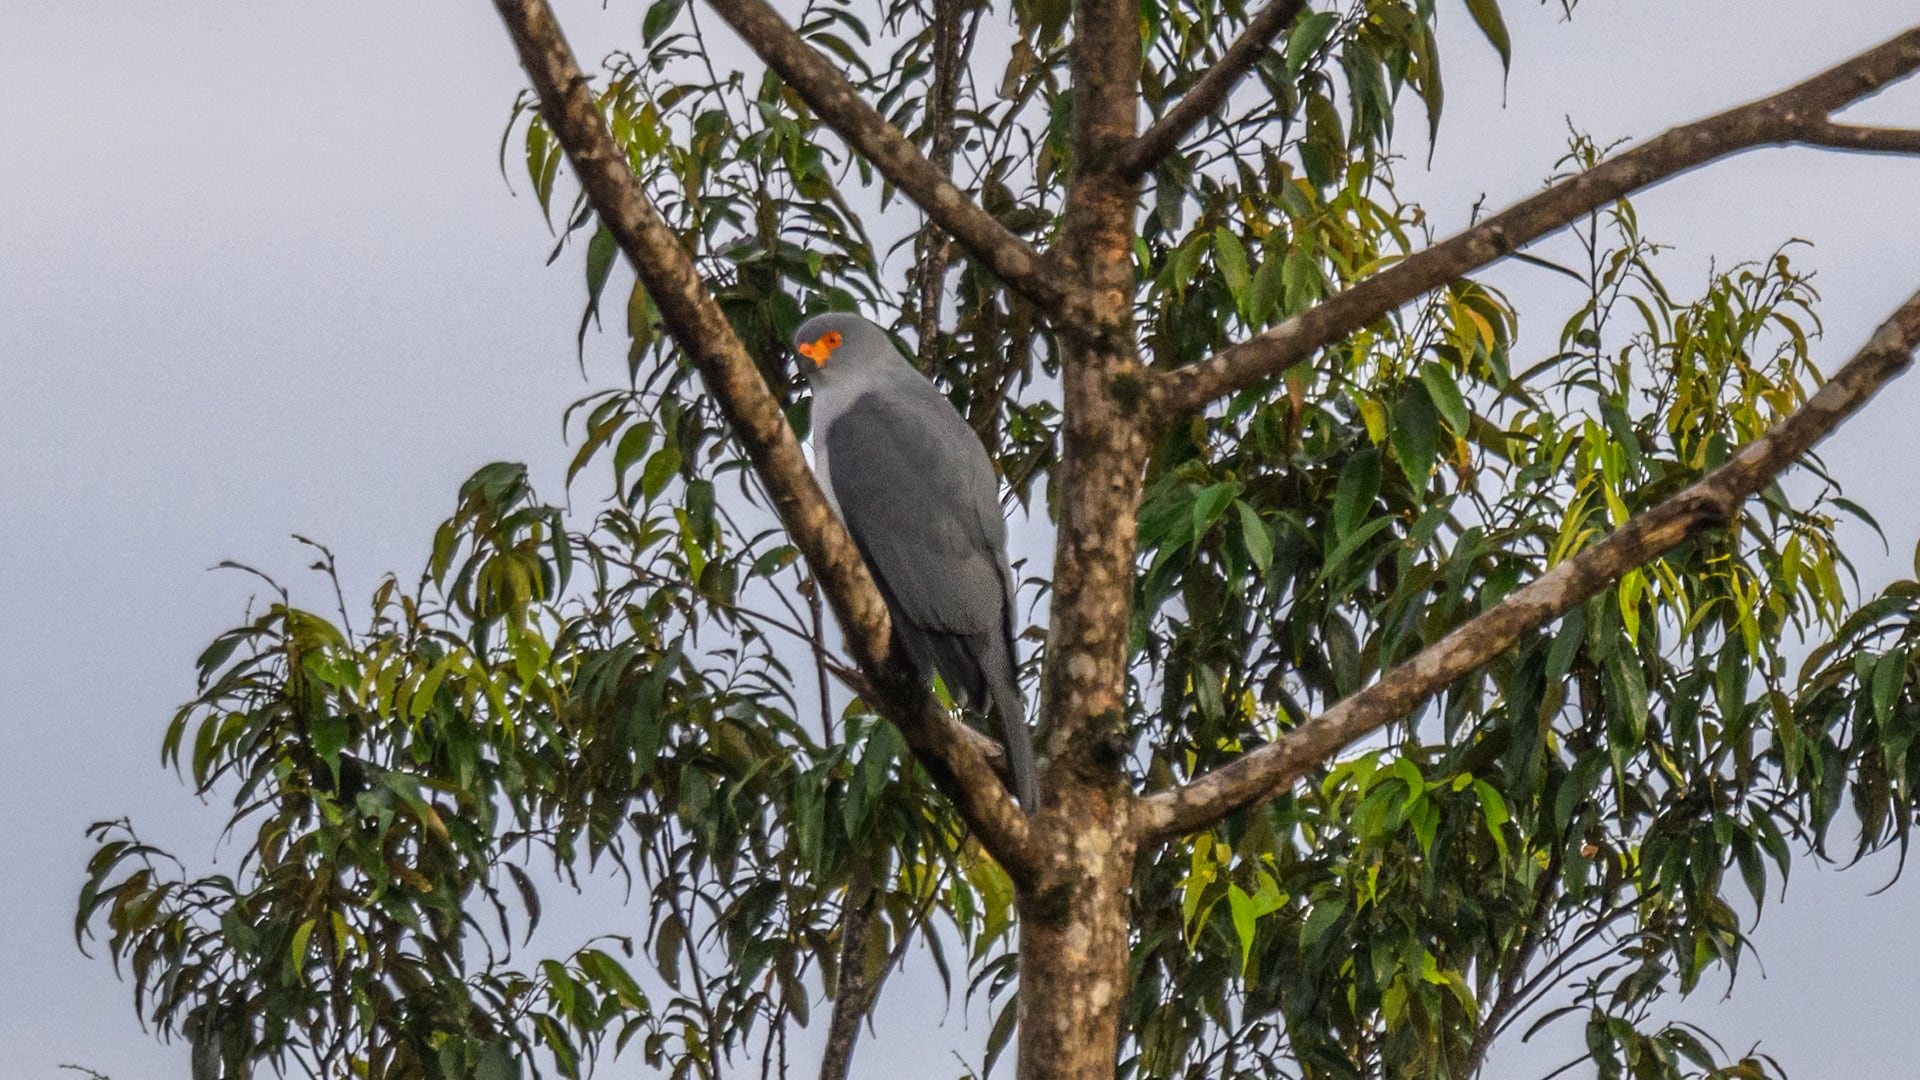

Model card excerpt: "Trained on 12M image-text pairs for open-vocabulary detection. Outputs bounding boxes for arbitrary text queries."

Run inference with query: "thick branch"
[1142,287,1920,841]
[492,0,1041,884]
[700,0,1063,314]
[1113,0,1309,180]
[1798,121,1920,154]
[1148,25,1920,423]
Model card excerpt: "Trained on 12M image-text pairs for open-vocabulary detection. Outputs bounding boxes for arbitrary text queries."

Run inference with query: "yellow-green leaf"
[1462,0,1512,72]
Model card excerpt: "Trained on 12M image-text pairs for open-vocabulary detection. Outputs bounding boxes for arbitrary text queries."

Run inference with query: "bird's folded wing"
[823,389,1006,636]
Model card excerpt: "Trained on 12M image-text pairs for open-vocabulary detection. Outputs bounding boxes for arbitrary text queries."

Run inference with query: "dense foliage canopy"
[78,2,1920,1079]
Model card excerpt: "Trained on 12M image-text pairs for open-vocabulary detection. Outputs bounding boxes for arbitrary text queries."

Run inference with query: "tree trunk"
[1016,788,1140,1079]
[1019,0,1152,1063]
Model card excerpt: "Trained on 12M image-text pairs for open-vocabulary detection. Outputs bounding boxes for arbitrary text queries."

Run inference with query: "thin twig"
[912,0,971,370]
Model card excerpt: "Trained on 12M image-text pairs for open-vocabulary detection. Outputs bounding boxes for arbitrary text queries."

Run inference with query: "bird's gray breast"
[818,384,1008,636]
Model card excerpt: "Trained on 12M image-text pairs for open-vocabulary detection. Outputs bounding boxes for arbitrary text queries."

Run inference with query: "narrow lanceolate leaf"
[1285,10,1338,77]
[1228,884,1257,974]
[1413,20,1444,146]
[1872,648,1906,726]
[1332,448,1381,540]
[1462,0,1512,72]
[1419,361,1471,435]
[577,222,618,359]
[1237,501,1273,575]
[1215,228,1250,312]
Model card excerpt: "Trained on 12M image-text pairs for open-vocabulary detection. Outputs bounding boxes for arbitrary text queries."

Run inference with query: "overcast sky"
[4,2,1920,1078]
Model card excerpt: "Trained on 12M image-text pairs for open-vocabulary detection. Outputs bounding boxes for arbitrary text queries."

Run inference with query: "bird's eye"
[825,332,842,346]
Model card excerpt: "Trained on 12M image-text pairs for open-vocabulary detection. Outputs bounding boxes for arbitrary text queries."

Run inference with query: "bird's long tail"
[985,650,1039,810]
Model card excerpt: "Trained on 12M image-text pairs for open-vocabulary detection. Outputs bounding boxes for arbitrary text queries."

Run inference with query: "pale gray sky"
[4,2,1919,1078]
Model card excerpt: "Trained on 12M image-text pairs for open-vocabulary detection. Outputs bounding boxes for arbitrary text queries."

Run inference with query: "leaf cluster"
[79,3,1920,1080]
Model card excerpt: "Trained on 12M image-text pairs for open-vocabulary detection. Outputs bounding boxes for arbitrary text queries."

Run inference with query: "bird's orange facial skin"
[798,331,843,366]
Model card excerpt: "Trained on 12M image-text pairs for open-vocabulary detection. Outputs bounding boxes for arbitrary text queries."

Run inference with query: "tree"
[76,2,1920,1078]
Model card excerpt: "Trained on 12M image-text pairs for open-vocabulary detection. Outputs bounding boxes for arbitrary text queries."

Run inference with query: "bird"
[792,311,1039,809]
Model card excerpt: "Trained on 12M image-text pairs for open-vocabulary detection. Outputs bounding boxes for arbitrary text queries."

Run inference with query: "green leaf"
[1190,481,1242,536]
[1546,608,1587,683]
[1285,10,1338,77]
[751,545,799,578]
[612,420,655,493]
[1247,258,1284,326]
[625,279,655,375]
[1299,898,1345,949]
[1412,21,1445,146]
[579,948,647,1010]
[311,711,349,769]
[1408,795,1439,854]
[686,478,718,547]
[1333,448,1381,539]
[506,863,542,946]
[1228,884,1258,974]
[1872,648,1906,727]
[289,918,317,973]
[640,443,681,501]
[1390,384,1440,484]
[1390,756,1425,807]
[1462,0,1512,72]
[983,996,1020,1078]
[1419,362,1471,435]
[1472,780,1510,862]
[567,405,629,490]
[410,659,451,722]
[526,120,560,221]
[193,630,248,685]
[654,911,685,990]
[1609,649,1650,739]
[1236,501,1273,576]
[642,0,685,44]
[577,222,618,359]
[476,1042,520,1080]
[1299,110,1340,187]
[1310,515,1398,595]
[1214,228,1250,309]
[1733,833,1767,914]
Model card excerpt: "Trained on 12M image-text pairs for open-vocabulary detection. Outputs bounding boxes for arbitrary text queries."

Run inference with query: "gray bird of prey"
[793,311,1038,809]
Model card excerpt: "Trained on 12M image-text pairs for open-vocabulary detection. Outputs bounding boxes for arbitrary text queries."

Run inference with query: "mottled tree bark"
[1014,0,1152,1070]
[1015,795,1141,1080]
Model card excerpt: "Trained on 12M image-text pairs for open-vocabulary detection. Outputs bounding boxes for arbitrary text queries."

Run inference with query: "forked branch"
[701,0,1064,313]
[1113,0,1309,180]
[1148,26,1920,424]
[1142,286,1920,841]
[491,0,1041,883]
